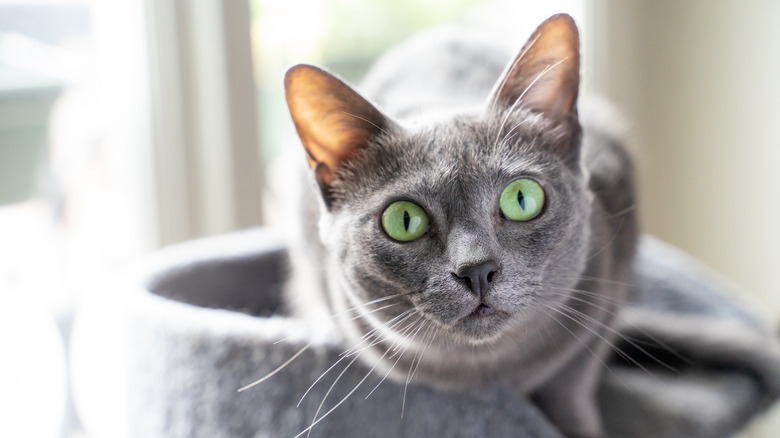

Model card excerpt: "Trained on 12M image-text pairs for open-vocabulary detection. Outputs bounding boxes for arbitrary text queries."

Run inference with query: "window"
[250,0,587,163]
[1,1,152,437]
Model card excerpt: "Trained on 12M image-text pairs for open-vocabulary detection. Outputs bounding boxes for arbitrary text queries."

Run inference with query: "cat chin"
[451,311,512,344]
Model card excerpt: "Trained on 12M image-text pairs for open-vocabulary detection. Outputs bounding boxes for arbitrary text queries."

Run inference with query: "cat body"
[285,15,637,438]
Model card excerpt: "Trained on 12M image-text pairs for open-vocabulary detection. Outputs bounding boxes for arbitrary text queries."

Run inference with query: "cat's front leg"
[531,339,611,438]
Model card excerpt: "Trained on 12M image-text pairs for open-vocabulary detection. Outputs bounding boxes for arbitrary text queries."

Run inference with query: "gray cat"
[284,14,637,438]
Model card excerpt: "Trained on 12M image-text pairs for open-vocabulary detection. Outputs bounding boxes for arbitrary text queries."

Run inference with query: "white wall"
[587,0,780,316]
[586,2,780,434]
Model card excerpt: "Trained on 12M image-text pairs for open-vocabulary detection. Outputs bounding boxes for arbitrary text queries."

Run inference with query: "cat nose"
[454,260,499,297]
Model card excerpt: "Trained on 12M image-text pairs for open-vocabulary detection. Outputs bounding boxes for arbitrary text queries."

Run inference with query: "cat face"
[286,15,588,343]
[318,112,590,342]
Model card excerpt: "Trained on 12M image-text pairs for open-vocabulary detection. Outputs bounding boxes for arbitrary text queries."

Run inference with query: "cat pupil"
[517,190,526,210]
[403,211,410,231]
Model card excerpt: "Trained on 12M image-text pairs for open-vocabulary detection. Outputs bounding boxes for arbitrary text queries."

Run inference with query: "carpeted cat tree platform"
[71,228,780,438]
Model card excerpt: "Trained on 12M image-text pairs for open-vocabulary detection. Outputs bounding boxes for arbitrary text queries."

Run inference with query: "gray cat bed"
[74,228,780,438]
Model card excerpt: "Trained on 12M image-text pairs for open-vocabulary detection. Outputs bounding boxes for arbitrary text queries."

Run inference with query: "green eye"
[500,179,545,221]
[381,201,429,242]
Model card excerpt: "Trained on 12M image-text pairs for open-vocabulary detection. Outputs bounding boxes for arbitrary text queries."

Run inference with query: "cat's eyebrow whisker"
[237,342,311,392]
[494,57,568,145]
[340,110,390,135]
[498,115,532,146]
[499,128,521,146]
[514,57,568,109]
[340,110,407,151]
[489,34,541,115]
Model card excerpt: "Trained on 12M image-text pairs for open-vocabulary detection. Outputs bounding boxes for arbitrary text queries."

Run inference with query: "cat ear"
[489,14,580,124]
[285,64,391,199]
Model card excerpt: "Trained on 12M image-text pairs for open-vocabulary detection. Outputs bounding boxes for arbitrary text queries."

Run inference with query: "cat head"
[285,14,591,343]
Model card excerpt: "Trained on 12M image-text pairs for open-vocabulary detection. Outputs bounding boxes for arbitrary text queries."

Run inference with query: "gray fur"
[104,229,780,438]
[288,25,637,438]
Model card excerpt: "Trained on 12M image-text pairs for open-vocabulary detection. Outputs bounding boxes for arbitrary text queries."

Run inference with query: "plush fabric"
[91,229,780,438]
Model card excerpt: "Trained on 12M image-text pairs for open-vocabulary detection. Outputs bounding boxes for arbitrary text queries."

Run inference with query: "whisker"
[340,111,389,135]
[342,309,415,355]
[548,291,622,319]
[499,126,522,146]
[366,318,426,400]
[550,299,679,373]
[347,302,401,321]
[489,34,541,115]
[585,217,625,262]
[342,309,417,358]
[546,288,691,366]
[298,310,415,406]
[547,285,627,306]
[402,325,440,418]
[495,57,568,145]
[272,294,405,346]
[297,355,348,408]
[301,316,422,438]
[402,320,428,384]
[340,110,408,153]
[540,302,661,379]
[408,323,436,383]
[273,335,293,345]
[611,204,637,219]
[534,305,616,378]
[332,293,405,319]
[303,354,361,438]
[554,275,638,288]
[237,343,311,392]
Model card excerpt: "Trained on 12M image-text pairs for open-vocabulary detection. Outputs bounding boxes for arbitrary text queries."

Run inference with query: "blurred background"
[0,0,777,437]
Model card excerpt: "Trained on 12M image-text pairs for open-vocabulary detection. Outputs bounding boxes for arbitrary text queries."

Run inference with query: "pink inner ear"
[284,64,388,186]
[490,14,580,122]
[519,57,579,120]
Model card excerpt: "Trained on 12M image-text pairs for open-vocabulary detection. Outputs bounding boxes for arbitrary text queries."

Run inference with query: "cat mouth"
[455,302,510,341]
[469,303,497,318]
[466,303,509,320]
